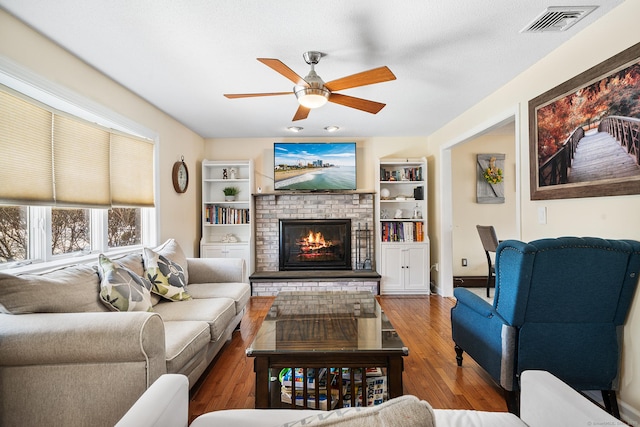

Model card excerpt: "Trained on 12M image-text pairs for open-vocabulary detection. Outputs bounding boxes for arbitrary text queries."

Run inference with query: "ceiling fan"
[224,51,396,121]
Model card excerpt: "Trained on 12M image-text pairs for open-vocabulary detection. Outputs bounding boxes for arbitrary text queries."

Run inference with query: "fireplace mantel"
[253,189,375,197]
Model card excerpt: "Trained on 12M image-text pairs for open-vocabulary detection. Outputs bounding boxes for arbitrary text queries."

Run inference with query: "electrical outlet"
[461,258,468,267]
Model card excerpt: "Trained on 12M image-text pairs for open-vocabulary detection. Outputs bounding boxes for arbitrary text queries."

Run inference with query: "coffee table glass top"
[247,291,406,355]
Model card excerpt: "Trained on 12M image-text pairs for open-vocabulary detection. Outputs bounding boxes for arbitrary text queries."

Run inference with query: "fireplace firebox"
[279,219,351,271]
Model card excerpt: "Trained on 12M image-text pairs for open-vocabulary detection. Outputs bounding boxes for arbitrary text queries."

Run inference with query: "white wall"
[428,1,640,420]
[0,10,205,256]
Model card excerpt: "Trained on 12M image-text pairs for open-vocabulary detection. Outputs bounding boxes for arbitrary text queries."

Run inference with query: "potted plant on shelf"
[223,186,239,201]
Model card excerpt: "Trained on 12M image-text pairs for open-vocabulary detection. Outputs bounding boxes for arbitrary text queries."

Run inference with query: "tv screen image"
[274,142,356,191]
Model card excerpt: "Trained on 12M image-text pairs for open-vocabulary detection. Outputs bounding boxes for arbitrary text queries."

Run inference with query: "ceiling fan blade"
[224,92,291,99]
[257,58,309,86]
[328,93,386,114]
[325,66,396,92]
[292,105,311,121]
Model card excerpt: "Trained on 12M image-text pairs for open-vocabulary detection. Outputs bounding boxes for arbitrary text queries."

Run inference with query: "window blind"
[53,115,111,207]
[110,133,155,207]
[0,88,155,207]
[0,90,55,204]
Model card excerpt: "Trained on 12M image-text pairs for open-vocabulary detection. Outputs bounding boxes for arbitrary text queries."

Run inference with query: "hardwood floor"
[188,295,507,422]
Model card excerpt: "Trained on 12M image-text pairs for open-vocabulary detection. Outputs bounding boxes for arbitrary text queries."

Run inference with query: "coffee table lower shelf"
[250,352,407,410]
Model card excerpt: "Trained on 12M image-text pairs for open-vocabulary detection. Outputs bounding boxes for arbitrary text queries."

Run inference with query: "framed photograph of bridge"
[528,41,640,200]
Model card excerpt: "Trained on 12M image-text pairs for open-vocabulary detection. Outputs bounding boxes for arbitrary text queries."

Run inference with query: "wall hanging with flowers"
[476,153,505,204]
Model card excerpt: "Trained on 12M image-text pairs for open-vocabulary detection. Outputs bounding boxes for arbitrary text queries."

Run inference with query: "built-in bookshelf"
[200,159,253,281]
[375,158,430,295]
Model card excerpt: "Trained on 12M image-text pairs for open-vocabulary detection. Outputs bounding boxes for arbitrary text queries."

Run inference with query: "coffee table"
[246,291,408,409]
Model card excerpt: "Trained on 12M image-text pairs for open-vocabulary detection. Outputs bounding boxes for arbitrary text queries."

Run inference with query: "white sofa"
[0,239,251,427]
[118,370,621,427]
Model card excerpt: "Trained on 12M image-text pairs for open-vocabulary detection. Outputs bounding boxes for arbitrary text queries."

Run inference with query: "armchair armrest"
[453,287,497,318]
[520,370,620,426]
[451,288,516,389]
[187,257,246,284]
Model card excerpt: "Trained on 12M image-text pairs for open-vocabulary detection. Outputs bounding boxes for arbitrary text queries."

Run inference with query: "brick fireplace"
[251,192,379,295]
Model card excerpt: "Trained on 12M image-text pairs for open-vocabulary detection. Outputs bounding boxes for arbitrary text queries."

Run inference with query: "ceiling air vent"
[520,6,597,33]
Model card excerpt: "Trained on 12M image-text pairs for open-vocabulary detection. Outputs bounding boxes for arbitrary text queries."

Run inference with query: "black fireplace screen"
[279,219,351,270]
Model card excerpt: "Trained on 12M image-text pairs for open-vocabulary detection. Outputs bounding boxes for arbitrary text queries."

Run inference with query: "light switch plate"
[538,206,547,224]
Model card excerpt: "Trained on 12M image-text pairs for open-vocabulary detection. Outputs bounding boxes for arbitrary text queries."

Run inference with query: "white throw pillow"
[280,395,436,427]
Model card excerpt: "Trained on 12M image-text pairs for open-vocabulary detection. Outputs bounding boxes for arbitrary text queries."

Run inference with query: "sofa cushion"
[0,264,107,314]
[279,395,436,427]
[97,254,154,312]
[143,247,191,302]
[163,321,211,374]
[186,282,250,315]
[153,298,236,342]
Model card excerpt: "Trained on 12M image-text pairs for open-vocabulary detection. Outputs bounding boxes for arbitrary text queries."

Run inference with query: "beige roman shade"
[53,115,111,207]
[0,90,55,204]
[0,88,155,207]
[110,133,155,207]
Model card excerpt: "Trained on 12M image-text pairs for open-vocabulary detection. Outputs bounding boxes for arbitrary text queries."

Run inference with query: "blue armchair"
[451,237,640,416]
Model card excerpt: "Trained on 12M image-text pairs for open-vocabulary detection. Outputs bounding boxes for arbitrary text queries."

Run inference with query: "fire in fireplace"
[279,219,352,270]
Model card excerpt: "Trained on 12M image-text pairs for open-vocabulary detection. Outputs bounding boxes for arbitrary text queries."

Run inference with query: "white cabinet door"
[381,245,404,293]
[405,246,428,292]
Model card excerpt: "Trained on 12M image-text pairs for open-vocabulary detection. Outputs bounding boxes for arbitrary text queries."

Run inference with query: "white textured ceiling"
[0,0,623,138]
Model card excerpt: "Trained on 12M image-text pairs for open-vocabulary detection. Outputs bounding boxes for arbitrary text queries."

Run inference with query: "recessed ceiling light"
[324,126,340,132]
[287,126,303,132]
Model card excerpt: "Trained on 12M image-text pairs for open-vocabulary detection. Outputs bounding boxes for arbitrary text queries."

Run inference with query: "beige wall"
[428,1,640,420]
[205,136,429,193]
[451,124,517,276]
[0,10,205,256]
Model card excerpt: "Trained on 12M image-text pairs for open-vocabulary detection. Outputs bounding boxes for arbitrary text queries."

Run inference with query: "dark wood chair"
[476,225,499,297]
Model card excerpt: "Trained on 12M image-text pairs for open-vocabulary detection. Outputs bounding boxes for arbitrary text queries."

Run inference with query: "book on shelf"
[279,368,328,388]
[342,376,388,407]
[280,390,338,410]
[204,204,250,225]
[381,221,424,242]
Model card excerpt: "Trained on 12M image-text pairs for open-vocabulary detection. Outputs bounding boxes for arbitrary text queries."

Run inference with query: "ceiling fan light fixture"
[324,126,339,132]
[287,126,303,132]
[295,86,330,109]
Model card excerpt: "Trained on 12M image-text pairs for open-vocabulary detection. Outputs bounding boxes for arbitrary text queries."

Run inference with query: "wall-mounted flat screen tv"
[274,142,356,191]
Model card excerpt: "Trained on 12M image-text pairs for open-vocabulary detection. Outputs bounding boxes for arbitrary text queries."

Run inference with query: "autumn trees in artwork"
[536,62,640,164]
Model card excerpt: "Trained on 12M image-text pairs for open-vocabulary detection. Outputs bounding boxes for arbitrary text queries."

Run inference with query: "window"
[0,206,27,264]
[108,207,141,248]
[0,67,157,272]
[0,205,153,269]
[51,207,91,255]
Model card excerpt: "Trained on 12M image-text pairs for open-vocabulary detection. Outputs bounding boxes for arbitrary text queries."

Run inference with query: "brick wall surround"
[254,192,375,272]
[252,192,375,295]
